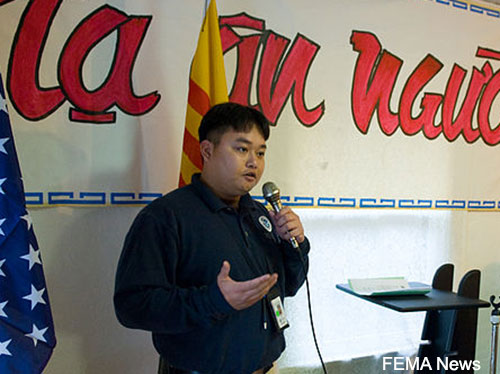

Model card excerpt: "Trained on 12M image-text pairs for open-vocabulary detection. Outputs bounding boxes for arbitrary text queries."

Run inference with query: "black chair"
[417,264,481,373]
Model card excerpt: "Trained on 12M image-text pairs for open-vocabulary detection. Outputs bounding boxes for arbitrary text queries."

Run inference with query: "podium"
[336,264,490,373]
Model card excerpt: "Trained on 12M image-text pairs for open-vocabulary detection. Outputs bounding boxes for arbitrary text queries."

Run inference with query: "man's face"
[202,126,267,200]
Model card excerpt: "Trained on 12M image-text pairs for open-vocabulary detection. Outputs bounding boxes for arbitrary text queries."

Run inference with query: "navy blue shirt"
[114,174,310,374]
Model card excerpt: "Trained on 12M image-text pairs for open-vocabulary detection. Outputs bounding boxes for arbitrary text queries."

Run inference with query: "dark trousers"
[158,356,203,374]
[158,356,272,374]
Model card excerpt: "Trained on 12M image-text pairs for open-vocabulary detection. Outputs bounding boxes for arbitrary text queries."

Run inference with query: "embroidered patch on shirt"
[258,215,273,232]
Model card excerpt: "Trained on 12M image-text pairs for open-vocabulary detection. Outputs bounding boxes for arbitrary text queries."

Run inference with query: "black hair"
[198,102,270,144]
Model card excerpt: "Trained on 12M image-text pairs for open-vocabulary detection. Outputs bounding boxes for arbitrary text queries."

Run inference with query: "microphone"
[262,181,299,249]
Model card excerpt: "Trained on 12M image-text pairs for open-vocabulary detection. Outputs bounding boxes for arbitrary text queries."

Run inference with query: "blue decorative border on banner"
[359,198,396,208]
[26,192,44,205]
[467,200,497,209]
[253,195,315,207]
[110,192,163,205]
[24,192,500,211]
[426,0,500,18]
[397,199,433,209]
[317,197,356,208]
[48,192,106,205]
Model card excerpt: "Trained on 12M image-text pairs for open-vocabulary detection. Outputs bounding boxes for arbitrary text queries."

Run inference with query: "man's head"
[199,102,270,145]
[198,103,271,207]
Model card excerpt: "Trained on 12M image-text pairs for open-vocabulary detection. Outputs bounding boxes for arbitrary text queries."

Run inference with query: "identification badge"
[266,286,289,331]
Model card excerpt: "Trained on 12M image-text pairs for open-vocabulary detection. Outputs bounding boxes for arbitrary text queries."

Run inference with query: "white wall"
[35,206,158,374]
[34,206,500,374]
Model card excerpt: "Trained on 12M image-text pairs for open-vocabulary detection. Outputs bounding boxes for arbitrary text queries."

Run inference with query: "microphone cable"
[296,246,329,374]
[261,181,328,373]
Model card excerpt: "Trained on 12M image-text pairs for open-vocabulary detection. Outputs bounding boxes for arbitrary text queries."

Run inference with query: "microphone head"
[262,181,280,203]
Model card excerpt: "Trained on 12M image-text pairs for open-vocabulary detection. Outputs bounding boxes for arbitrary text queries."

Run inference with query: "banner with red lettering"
[0,0,499,209]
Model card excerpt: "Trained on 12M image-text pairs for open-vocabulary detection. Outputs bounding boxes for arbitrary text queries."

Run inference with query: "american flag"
[0,73,56,373]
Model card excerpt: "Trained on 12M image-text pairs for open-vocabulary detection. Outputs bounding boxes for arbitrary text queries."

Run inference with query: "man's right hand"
[216,261,278,311]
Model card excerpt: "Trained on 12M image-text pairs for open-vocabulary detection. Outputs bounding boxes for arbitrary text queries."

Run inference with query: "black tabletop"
[336,283,490,312]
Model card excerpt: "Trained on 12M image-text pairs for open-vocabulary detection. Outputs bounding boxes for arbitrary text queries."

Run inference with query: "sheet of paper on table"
[348,277,431,296]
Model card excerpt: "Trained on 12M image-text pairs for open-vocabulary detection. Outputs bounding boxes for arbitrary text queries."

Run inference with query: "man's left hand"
[269,207,305,244]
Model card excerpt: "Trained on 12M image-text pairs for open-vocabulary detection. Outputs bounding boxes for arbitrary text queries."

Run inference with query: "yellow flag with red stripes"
[179,0,228,187]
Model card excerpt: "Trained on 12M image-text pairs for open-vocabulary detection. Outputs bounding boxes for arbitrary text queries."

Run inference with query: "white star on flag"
[25,324,48,347]
[0,94,7,115]
[0,301,7,318]
[22,285,46,310]
[0,218,5,236]
[0,259,5,277]
[0,138,9,154]
[0,339,12,357]
[0,178,6,195]
[21,213,33,231]
[20,244,42,270]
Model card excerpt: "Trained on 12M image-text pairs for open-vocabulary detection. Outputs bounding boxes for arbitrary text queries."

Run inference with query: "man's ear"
[200,139,214,162]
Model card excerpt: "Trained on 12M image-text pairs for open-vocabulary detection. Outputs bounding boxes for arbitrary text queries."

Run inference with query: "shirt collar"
[191,173,256,213]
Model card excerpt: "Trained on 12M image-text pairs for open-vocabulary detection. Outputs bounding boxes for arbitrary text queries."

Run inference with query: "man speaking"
[114,103,310,374]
